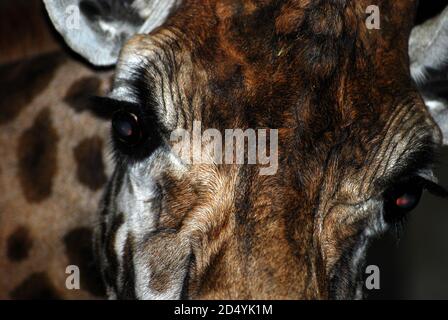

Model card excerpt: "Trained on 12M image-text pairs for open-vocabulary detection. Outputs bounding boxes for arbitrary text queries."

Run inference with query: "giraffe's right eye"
[112,111,145,146]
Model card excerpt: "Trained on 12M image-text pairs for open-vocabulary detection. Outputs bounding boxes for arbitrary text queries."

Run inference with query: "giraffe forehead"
[111,1,418,110]
[108,0,431,171]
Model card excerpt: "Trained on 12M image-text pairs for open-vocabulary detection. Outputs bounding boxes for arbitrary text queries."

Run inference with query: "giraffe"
[0,0,446,300]
[0,0,112,299]
[41,0,448,299]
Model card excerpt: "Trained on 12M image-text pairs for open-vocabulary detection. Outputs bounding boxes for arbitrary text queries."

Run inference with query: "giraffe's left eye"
[112,111,144,146]
[383,177,424,224]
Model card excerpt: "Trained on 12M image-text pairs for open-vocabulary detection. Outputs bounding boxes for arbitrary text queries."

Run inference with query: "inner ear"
[79,0,103,21]
[410,5,448,145]
[44,0,179,66]
[415,0,447,25]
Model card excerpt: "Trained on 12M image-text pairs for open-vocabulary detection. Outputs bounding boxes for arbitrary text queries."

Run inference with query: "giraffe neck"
[0,0,60,66]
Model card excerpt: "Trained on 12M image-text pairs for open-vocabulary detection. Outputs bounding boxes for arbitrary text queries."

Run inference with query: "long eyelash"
[91,96,138,118]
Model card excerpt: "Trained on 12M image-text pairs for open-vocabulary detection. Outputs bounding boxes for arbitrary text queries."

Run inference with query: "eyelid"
[415,171,448,198]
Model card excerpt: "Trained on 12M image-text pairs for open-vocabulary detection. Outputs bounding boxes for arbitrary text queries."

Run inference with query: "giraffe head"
[46,0,448,299]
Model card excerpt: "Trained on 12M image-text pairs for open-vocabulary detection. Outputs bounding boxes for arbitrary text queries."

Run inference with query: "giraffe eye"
[112,111,144,146]
[383,177,424,224]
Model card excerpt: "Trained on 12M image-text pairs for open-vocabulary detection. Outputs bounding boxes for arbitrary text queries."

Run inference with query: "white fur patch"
[110,148,188,299]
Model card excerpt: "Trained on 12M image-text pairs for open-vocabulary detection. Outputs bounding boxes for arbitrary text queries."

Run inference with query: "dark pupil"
[395,193,419,210]
[112,111,142,145]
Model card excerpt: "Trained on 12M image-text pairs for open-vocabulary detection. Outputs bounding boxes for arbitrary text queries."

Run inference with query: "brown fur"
[65,77,104,113]
[98,0,440,299]
[63,227,105,296]
[7,226,33,262]
[10,272,60,300]
[73,136,108,191]
[0,0,442,300]
[0,53,65,125]
[17,108,60,203]
[0,1,116,300]
[0,51,113,299]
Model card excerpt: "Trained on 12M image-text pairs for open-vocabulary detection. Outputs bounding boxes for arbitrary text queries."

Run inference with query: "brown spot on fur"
[7,226,33,262]
[10,272,60,300]
[63,227,106,297]
[0,52,64,125]
[64,75,116,119]
[64,76,102,112]
[17,108,59,203]
[73,136,108,191]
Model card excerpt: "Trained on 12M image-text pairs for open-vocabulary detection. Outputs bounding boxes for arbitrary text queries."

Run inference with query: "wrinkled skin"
[94,0,443,299]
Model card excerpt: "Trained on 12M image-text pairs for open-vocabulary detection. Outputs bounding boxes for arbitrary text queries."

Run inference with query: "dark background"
[367,147,448,299]
[415,0,448,25]
[366,0,448,300]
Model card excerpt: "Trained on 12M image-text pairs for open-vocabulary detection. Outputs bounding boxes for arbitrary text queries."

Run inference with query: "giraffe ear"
[43,0,180,66]
[410,6,448,145]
